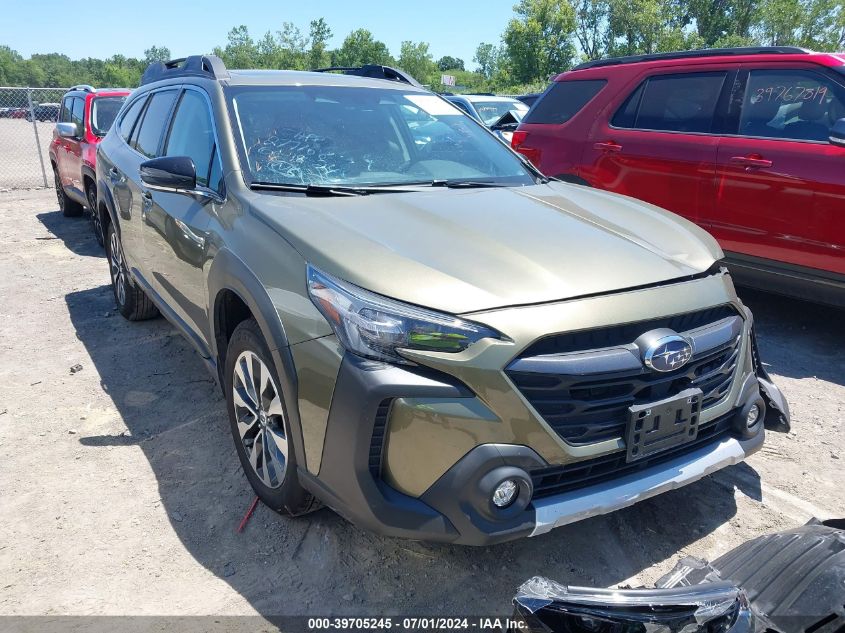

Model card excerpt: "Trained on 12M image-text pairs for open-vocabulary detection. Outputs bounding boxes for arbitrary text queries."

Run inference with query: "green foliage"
[398,41,437,85]
[307,18,333,69]
[473,42,504,80]
[143,46,171,64]
[332,29,393,67]
[503,0,577,83]
[2,5,843,93]
[437,56,465,71]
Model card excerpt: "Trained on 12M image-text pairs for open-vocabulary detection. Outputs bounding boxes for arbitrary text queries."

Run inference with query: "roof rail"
[69,84,95,93]
[572,46,812,71]
[140,55,229,86]
[314,65,422,88]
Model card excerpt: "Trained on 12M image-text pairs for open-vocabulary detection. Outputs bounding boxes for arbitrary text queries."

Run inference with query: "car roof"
[223,69,427,91]
[563,49,845,79]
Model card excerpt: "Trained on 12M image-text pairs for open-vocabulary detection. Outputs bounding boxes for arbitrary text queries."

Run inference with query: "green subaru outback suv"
[95,56,789,545]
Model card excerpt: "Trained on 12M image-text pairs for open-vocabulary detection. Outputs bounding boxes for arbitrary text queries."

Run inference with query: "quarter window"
[133,90,178,158]
[523,79,607,125]
[739,69,845,143]
[165,90,217,187]
[612,72,727,133]
[119,97,147,142]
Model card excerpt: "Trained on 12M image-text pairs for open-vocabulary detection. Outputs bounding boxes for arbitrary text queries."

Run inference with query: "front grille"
[520,305,737,356]
[368,399,393,478]
[506,305,742,444]
[530,412,735,499]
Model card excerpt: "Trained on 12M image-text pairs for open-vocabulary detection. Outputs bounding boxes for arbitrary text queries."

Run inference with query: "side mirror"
[829,118,845,148]
[140,156,196,191]
[56,122,79,138]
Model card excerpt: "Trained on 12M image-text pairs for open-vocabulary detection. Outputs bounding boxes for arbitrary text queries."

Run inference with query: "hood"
[251,182,722,314]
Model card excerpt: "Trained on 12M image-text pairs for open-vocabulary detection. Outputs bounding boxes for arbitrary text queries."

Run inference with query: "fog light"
[746,404,760,427]
[492,479,518,508]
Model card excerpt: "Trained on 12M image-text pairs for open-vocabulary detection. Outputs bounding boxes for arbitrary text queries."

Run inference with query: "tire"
[105,222,159,321]
[53,167,83,217]
[86,184,104,247]
[225,318,317,516]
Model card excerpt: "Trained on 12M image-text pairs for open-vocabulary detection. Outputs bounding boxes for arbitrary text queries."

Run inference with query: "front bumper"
[530,431,763,536]
[300,352,773,546]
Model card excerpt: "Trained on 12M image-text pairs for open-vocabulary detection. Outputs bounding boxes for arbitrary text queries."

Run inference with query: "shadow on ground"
[60,237,845,615]
[36,209,101,258]
[736,287,845,386]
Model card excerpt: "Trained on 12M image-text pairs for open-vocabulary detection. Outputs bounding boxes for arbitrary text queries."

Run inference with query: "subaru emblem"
[637,331,694,373]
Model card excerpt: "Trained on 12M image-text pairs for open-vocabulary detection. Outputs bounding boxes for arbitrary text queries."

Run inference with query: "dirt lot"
[0,189,843,622]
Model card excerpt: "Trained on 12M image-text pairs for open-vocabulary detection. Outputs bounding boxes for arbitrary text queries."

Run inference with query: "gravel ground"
[0,189,842,621]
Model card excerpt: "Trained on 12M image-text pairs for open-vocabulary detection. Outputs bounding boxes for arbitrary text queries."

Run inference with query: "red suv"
[50,85,130,245]
[512,47,845,307]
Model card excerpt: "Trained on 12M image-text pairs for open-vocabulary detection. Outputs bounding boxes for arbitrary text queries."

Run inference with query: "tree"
[503,0,577,84]
[437,56,465,71]
[213,25,259,69]
[0,46,25,85]
[143,46,171,64]
[574,0,611,60]
[398,41,436,84]
[473,42,503,79]
[276,22,308,69]
[605,0,700,56]
[754,0,845,49]
[333,29,393,67]
[307,18,333,69]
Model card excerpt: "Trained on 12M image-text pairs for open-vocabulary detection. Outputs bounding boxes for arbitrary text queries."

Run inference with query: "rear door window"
[739,69,845,143]
[613,72,727,133]
[522,80,607,124]
[133,90,178,158]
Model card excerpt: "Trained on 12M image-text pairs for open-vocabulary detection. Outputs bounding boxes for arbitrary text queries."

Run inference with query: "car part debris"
[513,519,845,632]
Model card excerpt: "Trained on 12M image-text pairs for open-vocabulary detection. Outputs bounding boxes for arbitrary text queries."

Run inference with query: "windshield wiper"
[250,182,415,196]
[428,180,513,188]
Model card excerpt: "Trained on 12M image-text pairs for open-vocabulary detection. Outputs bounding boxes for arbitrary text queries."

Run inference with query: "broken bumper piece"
[513,576,753,633]
[512,519,845,633]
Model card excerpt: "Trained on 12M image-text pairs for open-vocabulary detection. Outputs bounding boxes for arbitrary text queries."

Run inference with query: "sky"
[3,0,512,71]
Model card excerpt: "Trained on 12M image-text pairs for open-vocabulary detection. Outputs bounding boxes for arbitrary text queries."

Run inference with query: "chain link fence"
[0,87,68,189]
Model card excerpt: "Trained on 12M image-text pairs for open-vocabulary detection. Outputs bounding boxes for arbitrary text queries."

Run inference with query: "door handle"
[729,155,772,169]
[594,141,622,153]
[108,166,121,182]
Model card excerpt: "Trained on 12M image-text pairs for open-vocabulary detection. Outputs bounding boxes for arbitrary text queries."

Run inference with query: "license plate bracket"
[626,388,703,462]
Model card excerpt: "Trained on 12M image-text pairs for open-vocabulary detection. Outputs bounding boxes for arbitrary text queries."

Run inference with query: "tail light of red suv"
[511,130,541,166]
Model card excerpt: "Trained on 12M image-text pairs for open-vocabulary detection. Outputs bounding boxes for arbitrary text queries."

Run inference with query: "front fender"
[206,247,310,477]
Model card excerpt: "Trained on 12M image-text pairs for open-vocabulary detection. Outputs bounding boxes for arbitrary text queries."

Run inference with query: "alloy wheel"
[108,230,127,306]
[232,350,288,489]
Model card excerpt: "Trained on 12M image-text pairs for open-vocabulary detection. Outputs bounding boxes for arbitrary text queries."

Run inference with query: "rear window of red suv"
[522,79,606,124]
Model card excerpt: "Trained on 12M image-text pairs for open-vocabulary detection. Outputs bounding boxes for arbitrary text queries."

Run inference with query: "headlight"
[307,265,502,364]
